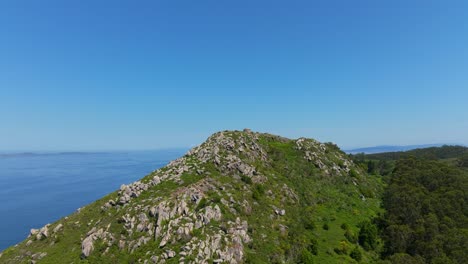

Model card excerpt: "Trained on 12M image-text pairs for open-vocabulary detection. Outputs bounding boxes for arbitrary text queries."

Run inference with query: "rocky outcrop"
[81,227,115,258]
[29,224,49,241]
[188,131,268,178]
[296,138,355,176]
[53,223,63,233]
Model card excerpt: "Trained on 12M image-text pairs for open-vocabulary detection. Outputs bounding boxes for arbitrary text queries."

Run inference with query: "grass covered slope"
[0,130,383,264]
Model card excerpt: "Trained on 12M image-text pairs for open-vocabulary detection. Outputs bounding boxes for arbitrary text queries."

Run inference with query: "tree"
[350,247,362,261]
[358,221,378,251]
[299,248,314,264]
[367,160,376,174]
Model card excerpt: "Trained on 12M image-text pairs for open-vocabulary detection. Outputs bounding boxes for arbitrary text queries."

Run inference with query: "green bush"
[304,219,316,230]
[241,175,253,184]
[388,253,425,264]
[307,238,318,255]
[358,221,378,250]
[195,198,208,211]
[252,184,265,200]
[349,169,359,178]
[299,248,314,264]
[322,223,329,230]
[350,247,362,261]
[345,229,357,243]
[333,240,350,255]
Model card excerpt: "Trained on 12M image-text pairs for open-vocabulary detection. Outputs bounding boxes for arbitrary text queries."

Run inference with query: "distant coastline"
[344,143,464,154]
[0,152,106,158]
[0,149,189,159]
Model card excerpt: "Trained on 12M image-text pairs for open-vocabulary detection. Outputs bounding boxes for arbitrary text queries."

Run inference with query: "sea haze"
[0,149,186,251]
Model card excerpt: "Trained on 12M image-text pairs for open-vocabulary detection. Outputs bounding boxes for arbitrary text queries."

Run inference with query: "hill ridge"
[0,129,383,264]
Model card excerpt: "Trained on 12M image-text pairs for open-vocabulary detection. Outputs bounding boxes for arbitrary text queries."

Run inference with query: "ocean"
[0,149,186,251]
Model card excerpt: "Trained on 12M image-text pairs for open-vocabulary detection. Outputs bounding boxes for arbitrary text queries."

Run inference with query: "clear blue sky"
[1,0,467,151]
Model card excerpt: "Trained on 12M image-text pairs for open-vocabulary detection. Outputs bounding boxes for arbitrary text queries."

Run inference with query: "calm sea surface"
[0,149,186,251]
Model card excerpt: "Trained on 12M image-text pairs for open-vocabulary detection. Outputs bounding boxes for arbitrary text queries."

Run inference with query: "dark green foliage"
[352,156,394,176]
[349,168,359,178]
[245,254,269,264]
[322,223,329,230]
[458,153,468,168]
[195,197,207,211]
[350,247,362,261]
[379,158,468,263]
[365,145,468,161]
[377,160,394,176]
[307,238,318,255]
[388,253,425,264]
[303,216,316,231]
[340,223,349,230]
[251,184,265,200]
[367,160,376,174]
[353,146,468,263]
[299,248,314,264]
[241,174,253,184]
[304,220,315,231]
[344,229,357,243]
[334,240,351,255]
[358,220,378,251]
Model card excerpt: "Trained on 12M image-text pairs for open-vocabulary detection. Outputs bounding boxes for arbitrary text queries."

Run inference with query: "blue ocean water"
[0,149,186,251]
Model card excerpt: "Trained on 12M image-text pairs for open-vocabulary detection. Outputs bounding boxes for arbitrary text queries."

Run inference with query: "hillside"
[345,144,446,155]
[351,145,468,177]
[363,145,468,162]
[0,130,384,264]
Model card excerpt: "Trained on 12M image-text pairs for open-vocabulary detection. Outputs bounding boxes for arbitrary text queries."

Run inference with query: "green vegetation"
[1,131,466,264]
[357,220,378,251]
[364,145,468,162]
[378,158,468,263]
[352,145,468,264]
[350,247,362,261]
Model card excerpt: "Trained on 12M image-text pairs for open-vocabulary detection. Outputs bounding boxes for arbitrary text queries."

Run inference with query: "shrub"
[195,198,207,211]
[349,169,359,178]
[350,247,362,261]
[345,229,357,243]
[299,248,314,264]
[303,207,315,230]
[241,175,253,184]
[252,184,265,200]
[334,241,350,255]
[323,223,329,230]
[388,253,425,264]
[207,191,222,203]
[307,238,318,255]
[358,221,378,250]
[304,219,316,230]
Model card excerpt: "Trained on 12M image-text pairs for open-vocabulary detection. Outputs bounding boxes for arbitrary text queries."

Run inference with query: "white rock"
[53,224,63,233]
[81,235,94,257]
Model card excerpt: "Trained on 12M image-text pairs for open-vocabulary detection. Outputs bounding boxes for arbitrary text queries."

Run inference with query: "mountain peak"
[0,130,382,264]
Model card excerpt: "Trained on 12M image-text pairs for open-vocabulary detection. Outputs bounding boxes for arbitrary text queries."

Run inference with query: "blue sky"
[1,1,467,151]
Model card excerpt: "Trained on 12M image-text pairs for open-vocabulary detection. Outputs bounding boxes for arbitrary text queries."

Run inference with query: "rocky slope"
[0,130,383,263]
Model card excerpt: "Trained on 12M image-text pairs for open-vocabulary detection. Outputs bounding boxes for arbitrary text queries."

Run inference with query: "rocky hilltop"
[0,130,383,263]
